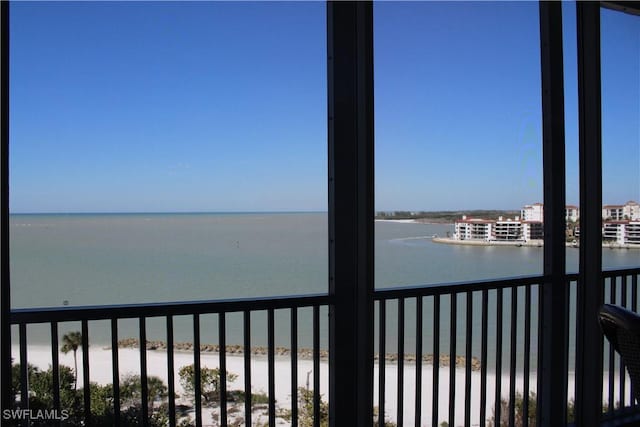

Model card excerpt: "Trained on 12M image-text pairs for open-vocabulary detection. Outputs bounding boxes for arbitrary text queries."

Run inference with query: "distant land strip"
[376,210,520,223]
[113,338,481,371]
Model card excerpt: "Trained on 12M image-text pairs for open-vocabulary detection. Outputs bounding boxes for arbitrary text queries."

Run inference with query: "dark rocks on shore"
[112,338,481,371]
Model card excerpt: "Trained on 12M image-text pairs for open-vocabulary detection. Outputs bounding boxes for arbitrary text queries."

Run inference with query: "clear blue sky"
[9,1,639,213]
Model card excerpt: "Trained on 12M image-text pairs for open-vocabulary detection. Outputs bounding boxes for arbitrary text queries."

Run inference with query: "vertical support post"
[327,2,374,426]
[0,0,10,414]
[537,2,569,425]
[575,2,603,425]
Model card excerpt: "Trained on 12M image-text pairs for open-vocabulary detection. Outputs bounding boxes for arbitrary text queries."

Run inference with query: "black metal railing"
[10,294,331,427]
[373,275,542,427]
[8,267,640,427]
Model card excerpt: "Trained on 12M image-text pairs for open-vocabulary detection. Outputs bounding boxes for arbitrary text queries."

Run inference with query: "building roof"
[456,218,494,224]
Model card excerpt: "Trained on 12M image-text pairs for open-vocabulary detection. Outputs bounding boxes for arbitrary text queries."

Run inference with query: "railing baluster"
[495,288,503,426]
[167,316,176,427]
[194,314,202,427]
[480,289,488,427]
[432,295,440,427]
[449,293,457,427]
[291,308,298,427]
[465,291,472,427]
[415,296,423,427]
[633,273,638,312]
[76,320,91,425]
[632,274,638,408]
[268,308,276,427]
[313,305,320,427]
[140,317,149,425]
[509,287,518,427]
[379,300,386,427]
[81,320,90,425]
[51,322,61,425]
[244,310,252,427]
[620,275,627,407]
[609,277,616,414]
[111,318,120,427]
[219,313,227,427]
[19,323,28,417]
[523,285,531,427]
[398,298,405,427]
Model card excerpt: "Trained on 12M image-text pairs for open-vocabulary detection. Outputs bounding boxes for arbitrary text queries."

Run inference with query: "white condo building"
[603,205,625,220]
[454,215,538,242]
[454,216,494,241]
[521,203,544,222]
[521,203,580,223]
[603,220,640,245]
[453,202,640,245]
[566,205,579,223]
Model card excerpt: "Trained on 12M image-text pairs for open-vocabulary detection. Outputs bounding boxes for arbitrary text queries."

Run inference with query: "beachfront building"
[492,217,524,241]
[603,204,625,220]
[603,221,626,244]
[454,216,493,241]
[603,201,640,221]
[627,222,640,245]
[523,221,544,240]
[454,215,539,242]
[566,205,580,223]
[602,220,640,245]
[624,200,640,220]
[521,203,544,222]
[522,202,581,223]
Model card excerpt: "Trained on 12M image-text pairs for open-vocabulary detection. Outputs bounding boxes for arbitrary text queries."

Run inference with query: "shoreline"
[432,237,640,249]
[375,218,454,225]
[114,338,481,370]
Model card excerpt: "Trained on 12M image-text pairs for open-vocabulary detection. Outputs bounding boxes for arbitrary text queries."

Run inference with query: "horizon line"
[9,210,329,215]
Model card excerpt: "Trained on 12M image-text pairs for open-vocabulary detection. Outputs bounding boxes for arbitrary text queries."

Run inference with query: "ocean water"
[9,213,640,369]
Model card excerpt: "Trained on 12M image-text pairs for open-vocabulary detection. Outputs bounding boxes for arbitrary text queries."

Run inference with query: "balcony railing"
[8,267,640,426]
[10,294,331,427]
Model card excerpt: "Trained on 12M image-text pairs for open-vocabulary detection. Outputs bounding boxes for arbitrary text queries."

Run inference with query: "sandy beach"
[12,345,520,427]
[13,345,627,427]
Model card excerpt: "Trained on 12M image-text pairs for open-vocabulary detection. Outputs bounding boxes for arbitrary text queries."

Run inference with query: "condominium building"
[627,222,640,245]
[493,217,523,240]
[566,205,579,223]
[453,202,640,244]
[454,216,493,241]
[602,220,640,245]
[521,203,580,223]
[603,205,625,220]
[603,201,640,221]
[624,201,640,220]
[523,221,544,240]
[603,221,626,243]
[521,203,544,222]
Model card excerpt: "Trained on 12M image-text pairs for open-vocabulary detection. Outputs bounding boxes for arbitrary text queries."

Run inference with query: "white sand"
[14,345,618,427]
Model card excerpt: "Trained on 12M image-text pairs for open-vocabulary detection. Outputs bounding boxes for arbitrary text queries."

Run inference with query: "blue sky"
[9,1,639,213]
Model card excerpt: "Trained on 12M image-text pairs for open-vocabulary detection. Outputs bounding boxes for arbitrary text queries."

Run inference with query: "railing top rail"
[10,267,639,324]
[602,266,640,278]
[10,293,332,324]
[373,274,545,300]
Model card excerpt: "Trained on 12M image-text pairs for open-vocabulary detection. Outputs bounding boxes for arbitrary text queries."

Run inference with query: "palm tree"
[61,331,82,390]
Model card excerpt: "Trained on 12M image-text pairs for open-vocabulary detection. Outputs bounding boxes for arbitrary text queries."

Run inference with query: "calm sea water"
[10,213,640,369]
